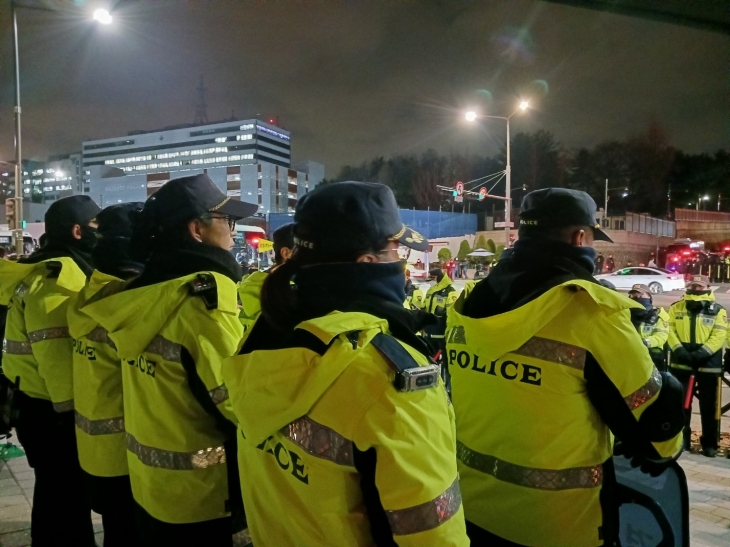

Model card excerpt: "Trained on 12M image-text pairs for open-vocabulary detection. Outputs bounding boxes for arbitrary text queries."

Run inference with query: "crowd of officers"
[0,178,723,547]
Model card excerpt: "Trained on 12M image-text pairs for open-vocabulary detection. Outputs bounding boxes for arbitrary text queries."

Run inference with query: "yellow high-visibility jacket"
[238,270,267,336]
[222,312,469,547]
[446,279,683,547]
[68,270,128,478]
[667,293,727,374]
[81,272,243,524]
[635,307,670,350]
[423,275,457,316]
[1,257,86,411]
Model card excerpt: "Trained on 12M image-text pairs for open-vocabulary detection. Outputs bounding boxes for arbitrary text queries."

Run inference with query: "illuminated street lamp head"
[519,101,529,111]
[465,111,477,122]
[702,195,710,200]
[93,9,112,24]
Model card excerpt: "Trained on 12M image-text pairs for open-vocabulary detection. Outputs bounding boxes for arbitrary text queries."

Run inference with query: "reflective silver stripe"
[53,400,74,413]
[446,326,467,345]
[512,337,586,370]
[3,339,32,355]
[282,416,354,466]
[145,335,181,363]
[386,478,462,536]
[624,367,662,411]
[28,327,71,343]
[15,282,29,298]
[698,367,723,373]
[701,344,716,356]
[75,411,125,435]
[209,384,229,405]
[232,528,253,547]
[126,433,226,470]
[457,440,603,490]
[85,326,116,349]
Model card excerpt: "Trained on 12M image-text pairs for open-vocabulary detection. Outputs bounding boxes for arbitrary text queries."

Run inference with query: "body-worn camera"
[394,363,441,392]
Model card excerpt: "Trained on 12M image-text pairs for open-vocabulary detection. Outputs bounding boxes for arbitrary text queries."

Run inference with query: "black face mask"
[630,296,653,311]
[77,224,99,253]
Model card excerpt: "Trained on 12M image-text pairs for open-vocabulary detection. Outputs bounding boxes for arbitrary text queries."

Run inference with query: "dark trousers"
[14,393,96,547]
[466,521,527,546]
[84,472,142,547]
[672,369,721,449]
[134,502,233,547]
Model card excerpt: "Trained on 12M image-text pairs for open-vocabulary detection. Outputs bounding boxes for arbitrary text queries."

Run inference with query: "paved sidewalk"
[681,451,730,546]
[1,441,730,546]
[0,446,103,547]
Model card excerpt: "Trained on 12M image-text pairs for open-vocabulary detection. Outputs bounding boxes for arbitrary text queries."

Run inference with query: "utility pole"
[12,4,24,255]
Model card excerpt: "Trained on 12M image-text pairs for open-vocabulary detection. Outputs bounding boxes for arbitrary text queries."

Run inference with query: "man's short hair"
[273,223,295,264]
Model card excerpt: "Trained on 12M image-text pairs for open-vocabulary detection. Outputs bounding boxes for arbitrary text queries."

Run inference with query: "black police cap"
[45,195,101,237]
[294,181,428,252]
[96,202,144,239]
[518,188,613,242]
[145,174,257,228]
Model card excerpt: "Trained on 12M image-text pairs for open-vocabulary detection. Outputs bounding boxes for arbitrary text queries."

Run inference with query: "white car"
[595,267,686,294]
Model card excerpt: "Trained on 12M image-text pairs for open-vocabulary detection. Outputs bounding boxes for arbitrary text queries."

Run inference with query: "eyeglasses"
[207,214,237,231]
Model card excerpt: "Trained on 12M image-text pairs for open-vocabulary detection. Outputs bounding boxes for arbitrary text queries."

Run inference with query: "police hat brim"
[391,225,429,251]
[213,199,258,220]
[592,226,613,243]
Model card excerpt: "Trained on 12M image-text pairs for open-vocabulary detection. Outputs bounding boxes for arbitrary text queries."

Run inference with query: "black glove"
[614,441,676,478]
[689,347,711,367]
[672,346,692,364]
[724,350,730,373]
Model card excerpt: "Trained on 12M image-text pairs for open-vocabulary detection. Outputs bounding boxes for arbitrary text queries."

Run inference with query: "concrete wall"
[474,229,675,268]
[676,221,730,247]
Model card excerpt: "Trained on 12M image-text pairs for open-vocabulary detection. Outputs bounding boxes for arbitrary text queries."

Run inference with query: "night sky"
[0,0,727,176]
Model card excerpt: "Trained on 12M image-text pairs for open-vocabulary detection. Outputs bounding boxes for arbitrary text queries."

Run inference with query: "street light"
[11,2,112,254]
[464,100,530,248]
[93,9,113,25]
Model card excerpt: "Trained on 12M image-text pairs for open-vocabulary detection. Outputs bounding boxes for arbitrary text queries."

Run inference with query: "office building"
[81,118,323,214]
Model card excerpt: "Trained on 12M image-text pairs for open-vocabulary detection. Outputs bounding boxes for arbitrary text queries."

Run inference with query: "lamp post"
[11,2,112,254]
[465,100,529,248]
[603,180,628,226]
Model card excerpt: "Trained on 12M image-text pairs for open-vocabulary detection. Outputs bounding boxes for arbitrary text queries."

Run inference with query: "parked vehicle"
[595,266,686,293]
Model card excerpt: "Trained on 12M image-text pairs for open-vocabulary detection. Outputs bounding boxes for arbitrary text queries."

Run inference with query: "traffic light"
[5,198,16,230]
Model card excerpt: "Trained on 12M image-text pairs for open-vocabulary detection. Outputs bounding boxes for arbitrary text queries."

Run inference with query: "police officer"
[421,267,458,354]
[628,283,670,371]
[238,222,294,335]
[668,274,727,457]
[424,267,458,315]
[68,203,145,547]
[222,181,468,547]
[80,175,256,546]
[1,195,100,547]
[404,269,425,310]
[446,188,684,547]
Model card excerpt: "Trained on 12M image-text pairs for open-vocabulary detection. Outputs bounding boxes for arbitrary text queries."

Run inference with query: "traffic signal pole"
[13,3,24,255]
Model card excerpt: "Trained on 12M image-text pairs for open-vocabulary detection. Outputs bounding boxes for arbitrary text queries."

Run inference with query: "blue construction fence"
[266,210,477,239]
